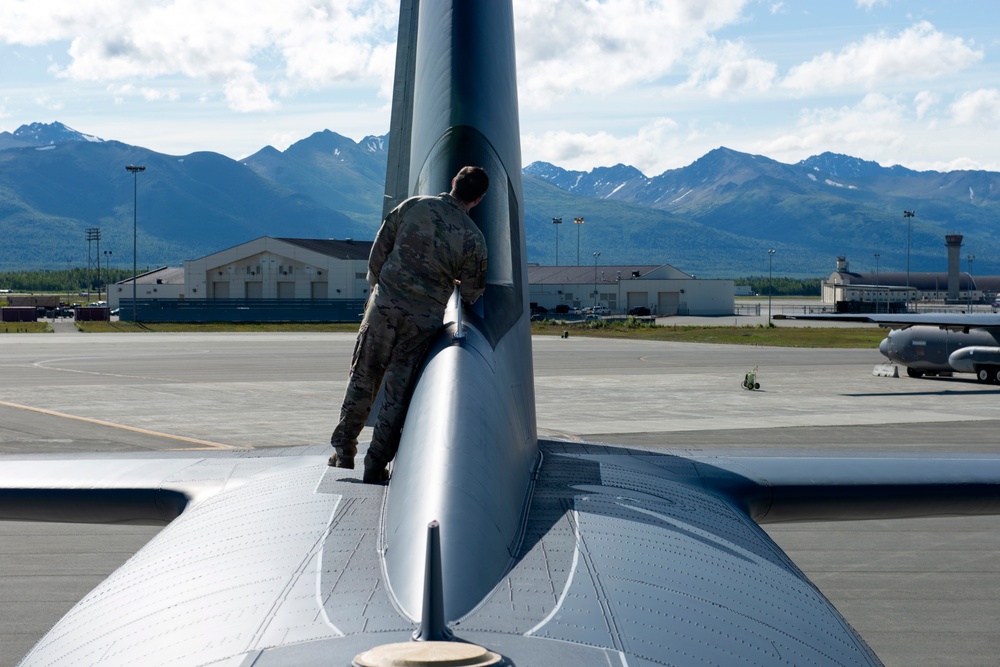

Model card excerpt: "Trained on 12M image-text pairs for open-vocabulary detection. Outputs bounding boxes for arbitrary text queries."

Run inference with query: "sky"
[1,0,999,176]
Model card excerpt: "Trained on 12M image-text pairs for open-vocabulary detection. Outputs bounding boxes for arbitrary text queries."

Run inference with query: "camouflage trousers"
[330,294,443,468]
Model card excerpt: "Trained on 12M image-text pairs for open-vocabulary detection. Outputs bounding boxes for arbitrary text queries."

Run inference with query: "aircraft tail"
[376,0,538,623]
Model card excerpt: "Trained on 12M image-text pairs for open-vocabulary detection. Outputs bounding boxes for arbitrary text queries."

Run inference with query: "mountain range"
[2,121,999,277]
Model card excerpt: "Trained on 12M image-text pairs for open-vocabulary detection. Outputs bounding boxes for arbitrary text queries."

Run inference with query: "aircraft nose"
[879,336,890,357]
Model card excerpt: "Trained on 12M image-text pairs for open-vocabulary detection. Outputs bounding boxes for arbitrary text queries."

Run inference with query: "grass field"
[1,317,887,349]
[530,319,885,348]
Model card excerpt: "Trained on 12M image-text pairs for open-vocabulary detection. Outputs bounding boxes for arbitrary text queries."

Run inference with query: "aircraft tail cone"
[412,520,453,642]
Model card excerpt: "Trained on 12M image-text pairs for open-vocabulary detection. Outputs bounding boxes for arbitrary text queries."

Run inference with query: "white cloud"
[683,40,777,96]
[514,0,750,105]
[522,118,697,175]
[0,0,399,113]
[781,21,982,92]
[914,91,937,120]
[950,88,1000,125]
[855,0,890,10]
[753,94,909,161]
[34,96,65,111]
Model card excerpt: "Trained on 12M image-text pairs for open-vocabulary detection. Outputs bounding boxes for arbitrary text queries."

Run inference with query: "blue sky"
[1,0,998,175]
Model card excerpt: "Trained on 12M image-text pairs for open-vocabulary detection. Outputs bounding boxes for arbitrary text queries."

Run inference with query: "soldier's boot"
[328,440,357,469]
[362,451,390,484]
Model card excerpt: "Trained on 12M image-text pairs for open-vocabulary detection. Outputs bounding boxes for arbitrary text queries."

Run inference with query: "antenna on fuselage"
[412,520,453,642]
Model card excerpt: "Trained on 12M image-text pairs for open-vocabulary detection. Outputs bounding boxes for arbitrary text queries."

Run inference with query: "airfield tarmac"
[0,327,998,666]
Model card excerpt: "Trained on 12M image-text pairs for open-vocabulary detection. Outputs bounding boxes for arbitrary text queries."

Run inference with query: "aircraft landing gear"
[975,365,1000,384]
[906,367,924,378]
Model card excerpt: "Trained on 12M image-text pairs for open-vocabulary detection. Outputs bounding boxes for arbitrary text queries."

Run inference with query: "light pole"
[574,217,584,265]
[767,249,776,326]
[552,217,562,266]
[592,251,601,307]
[903,210,915,294]
[103,250,113,302]
[967,254,975,308]
[85,227,101,300]
[616,270,621,314]
[874,253,880,313]
[126,165,146,323]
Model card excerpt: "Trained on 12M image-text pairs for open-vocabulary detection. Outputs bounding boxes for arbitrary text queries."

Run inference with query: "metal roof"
[114,266,184,285]
[834,271,977,291]
[528,265,685,284]
[275,238,373,260]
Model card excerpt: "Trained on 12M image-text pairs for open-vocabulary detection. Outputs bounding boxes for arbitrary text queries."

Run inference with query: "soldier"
[329,166,490,483]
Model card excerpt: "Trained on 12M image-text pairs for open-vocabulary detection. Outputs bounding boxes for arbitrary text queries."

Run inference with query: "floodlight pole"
[767,249,776,326]
[968,254,975,308]
[574,217,584,265]
[103,250,113,301]
[874,253,880,314]
[85,227,101,301]
[593,251,601,307]
[903,210,915,296]
[552,217,562,266]
[126,165,146,323]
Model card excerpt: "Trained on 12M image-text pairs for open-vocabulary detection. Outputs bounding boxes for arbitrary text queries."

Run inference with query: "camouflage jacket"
[368,193,488,312]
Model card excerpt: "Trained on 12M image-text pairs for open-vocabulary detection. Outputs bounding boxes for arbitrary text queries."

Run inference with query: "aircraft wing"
[778,312,1000,331]
[5,444,1000,665]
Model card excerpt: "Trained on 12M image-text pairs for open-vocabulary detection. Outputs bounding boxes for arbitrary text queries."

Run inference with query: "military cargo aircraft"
[3,2,1000,666]
[781,312,1000,382]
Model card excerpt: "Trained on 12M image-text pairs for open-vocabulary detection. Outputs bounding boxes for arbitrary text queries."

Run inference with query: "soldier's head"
[450,166,489,209]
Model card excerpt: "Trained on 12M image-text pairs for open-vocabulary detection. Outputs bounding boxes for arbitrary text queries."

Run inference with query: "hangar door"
[658,291,680,315]
[626,291,648,310]
[213,282,230,298]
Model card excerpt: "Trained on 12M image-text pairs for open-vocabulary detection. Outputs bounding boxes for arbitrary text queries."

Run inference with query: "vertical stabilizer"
[383,0,420,217]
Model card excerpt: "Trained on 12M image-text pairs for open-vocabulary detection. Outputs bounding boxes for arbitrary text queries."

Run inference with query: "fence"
[119,298,367,323]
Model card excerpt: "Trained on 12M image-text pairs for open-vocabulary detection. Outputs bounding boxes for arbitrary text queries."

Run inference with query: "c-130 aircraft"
[4,2,1000,665]
[781,311,1000,382]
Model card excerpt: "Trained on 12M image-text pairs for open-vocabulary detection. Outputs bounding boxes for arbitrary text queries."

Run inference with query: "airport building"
[110,237,372,322]
[822,234,991,311]
[528,264,734,315]
[111,238,733,321]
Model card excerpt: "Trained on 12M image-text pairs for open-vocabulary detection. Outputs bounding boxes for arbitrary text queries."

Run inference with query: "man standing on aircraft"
[329,166,490,483]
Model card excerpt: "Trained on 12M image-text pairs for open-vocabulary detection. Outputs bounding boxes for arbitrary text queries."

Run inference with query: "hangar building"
[529,264,734,316]
[113,238,733,320]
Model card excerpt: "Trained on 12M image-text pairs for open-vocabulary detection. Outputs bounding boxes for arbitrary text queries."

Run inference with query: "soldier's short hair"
[452,166,489,203]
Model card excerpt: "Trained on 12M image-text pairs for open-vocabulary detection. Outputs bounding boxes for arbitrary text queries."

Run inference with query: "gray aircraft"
[783,312,1000,382]
[4,2,1000,666]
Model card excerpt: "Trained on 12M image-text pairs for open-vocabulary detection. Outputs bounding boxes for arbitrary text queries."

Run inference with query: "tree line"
[0,268,138,292]
[733,276,821,296]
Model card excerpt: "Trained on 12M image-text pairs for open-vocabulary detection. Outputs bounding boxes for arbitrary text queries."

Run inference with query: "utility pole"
[126,165,146,323]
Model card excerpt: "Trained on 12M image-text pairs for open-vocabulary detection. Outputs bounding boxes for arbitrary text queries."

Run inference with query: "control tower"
[946,234,963,300]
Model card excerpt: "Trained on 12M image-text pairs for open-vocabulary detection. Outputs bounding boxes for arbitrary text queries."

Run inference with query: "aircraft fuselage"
[879,325,1000,377]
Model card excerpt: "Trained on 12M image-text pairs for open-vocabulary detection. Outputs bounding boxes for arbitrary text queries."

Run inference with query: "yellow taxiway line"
[0,400,248,451]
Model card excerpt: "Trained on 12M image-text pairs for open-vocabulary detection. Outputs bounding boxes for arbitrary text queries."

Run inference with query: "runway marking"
[0,400,247,451]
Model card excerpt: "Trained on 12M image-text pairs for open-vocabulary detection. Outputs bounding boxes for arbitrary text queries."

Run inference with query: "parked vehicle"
[628,306,651,316]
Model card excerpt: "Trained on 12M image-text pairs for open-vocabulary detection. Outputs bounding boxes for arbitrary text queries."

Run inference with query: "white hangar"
[184,237,374,302]
[528,264,734,316]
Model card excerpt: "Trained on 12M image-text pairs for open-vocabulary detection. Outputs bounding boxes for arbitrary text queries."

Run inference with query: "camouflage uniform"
[331,193,488,473]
